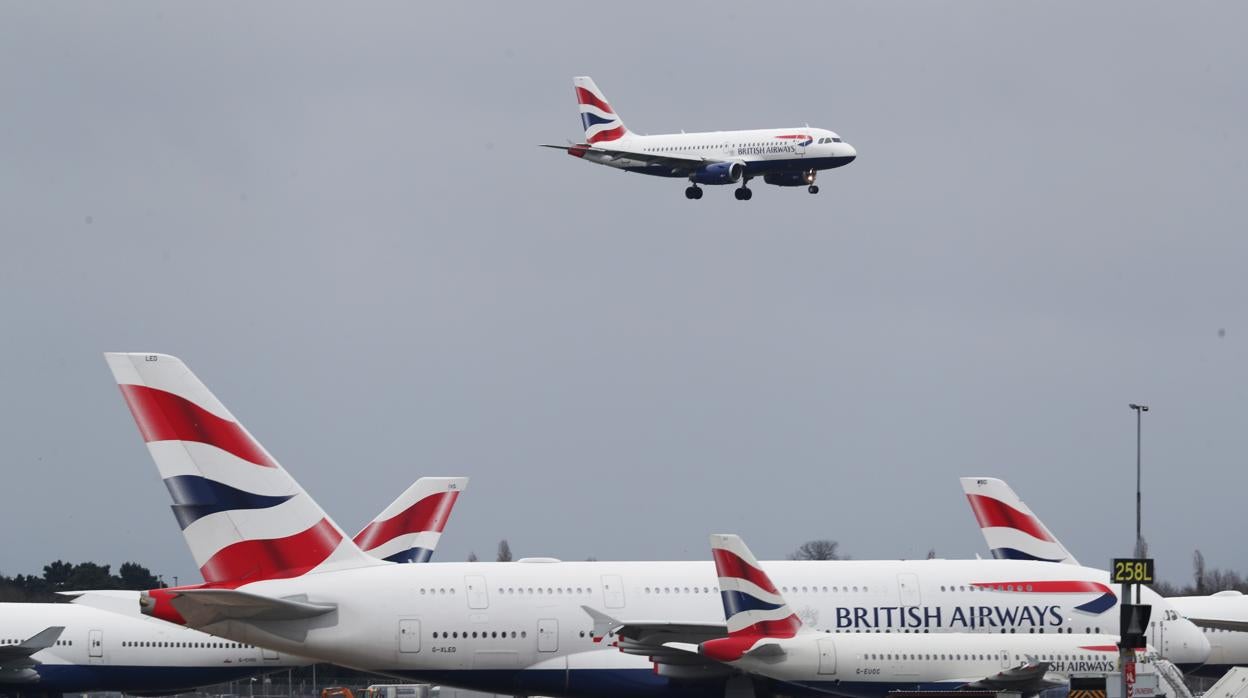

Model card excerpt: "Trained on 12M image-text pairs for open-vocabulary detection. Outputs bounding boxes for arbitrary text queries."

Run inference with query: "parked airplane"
[961,476,1238,678]
[0,476,466,695]
[541,77,856,200]
[104,353,1209,698]
[691,533,1131,697]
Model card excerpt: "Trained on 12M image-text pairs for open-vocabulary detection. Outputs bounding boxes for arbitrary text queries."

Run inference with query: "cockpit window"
[831,137,843,143]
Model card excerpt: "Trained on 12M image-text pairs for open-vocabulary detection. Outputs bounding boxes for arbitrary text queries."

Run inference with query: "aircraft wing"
[540,144,717,175]
[959,660,1066,694]
[1189,617,1248,633]
[0,626,65,669]
[167,589,336,627]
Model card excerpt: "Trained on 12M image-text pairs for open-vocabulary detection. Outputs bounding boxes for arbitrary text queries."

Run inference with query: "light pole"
[1129,403,1149,555]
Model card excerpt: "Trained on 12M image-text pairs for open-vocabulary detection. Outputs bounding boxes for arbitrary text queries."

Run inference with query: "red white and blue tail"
[574,76,629,144]
[105,353,381,586]
[354,476,467,563]
[961,477,1078,565]
[710,534,803,638]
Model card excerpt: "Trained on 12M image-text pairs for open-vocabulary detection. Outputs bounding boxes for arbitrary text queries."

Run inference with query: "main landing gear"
[734,180,753,201]
[684,185,703,200]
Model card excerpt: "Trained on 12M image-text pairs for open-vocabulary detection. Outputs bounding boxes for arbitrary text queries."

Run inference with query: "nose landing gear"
[805,170,819,194]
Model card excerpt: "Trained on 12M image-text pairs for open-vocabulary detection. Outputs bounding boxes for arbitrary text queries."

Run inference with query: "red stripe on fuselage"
[712,549,780,594]
[118,384,277,468]
[965,494,1053,541]
[199,518,342,584]
[587,125,626,143]
[575,87,613,114]
[353,491,459,551]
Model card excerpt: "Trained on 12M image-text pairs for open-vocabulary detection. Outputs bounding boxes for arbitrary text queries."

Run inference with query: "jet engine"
[690,162,744,185]
[763,172,815,187]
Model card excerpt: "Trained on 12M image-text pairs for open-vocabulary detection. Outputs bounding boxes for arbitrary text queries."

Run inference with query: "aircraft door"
[465,575,489,609]
[601,575,625,609]
[817,638,837,675]
[398,619,422,653]
[262,647,279,661]
[793,134,809,157]
[537,619,558,652]
[1000,649,1011,669]
[88,629,103,659]
[897,573,921,607]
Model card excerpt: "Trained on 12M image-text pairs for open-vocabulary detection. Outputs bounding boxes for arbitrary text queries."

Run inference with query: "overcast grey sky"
[1,2,1246,587]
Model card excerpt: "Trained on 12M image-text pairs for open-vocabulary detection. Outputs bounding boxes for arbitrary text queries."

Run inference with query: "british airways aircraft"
[542,77,856,200]
[0,476,465,695]
[687,534,1134,697]
[102,353,1209,698]
[961,476,1248,679]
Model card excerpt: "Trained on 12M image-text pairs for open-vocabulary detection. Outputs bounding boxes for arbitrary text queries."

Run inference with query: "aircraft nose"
[840,142,857,165]
[1172,619,1212,668]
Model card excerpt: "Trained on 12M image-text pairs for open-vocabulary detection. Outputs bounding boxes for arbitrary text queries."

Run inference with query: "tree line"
[0,561,165,602]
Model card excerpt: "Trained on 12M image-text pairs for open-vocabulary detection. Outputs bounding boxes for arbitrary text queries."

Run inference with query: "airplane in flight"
[103,353,1209,698]
[542,77,856,200]
[640,533,1141,697]
[0,476,465,695]
[960,476,1246,678]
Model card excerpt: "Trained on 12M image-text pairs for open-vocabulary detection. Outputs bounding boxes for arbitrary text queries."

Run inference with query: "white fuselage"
[1169,592,1248,676]
[185,558,1209,698]
[0,595,309,694]
[584,128,856,176]
[729,632,1129,695]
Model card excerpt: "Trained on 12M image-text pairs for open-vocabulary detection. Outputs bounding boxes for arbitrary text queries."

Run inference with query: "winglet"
[960,477,1078,565]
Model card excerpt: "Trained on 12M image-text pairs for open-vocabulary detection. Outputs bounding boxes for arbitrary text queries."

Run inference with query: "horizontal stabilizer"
[743,641,786,659]
[962,660,1064,693]
[0,626,65,664]
[62,590,143,615]
[167,589,336,627]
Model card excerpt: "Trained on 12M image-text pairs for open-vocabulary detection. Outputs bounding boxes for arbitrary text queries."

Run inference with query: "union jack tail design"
[105,353,380,586]
[961,477,1078,565]
[573,76,630,145]
[354,476,467,563]
[701,534,804,663]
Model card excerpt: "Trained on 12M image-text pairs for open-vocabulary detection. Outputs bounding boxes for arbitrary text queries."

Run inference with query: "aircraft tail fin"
[709,534,802,638]
[105,353,382,589]
[573,76,630,144]
[354,476,468,562]
[960,477,1079,565]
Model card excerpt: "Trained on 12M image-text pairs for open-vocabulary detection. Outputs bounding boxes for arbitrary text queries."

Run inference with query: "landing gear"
[808,185,820,194]
[734,186,753,201]
[684,186,703,200]
[805,170,818,194]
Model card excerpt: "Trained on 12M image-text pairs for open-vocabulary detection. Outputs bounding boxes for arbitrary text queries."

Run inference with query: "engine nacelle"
[691,162,744,185]
[763,171,815,187]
